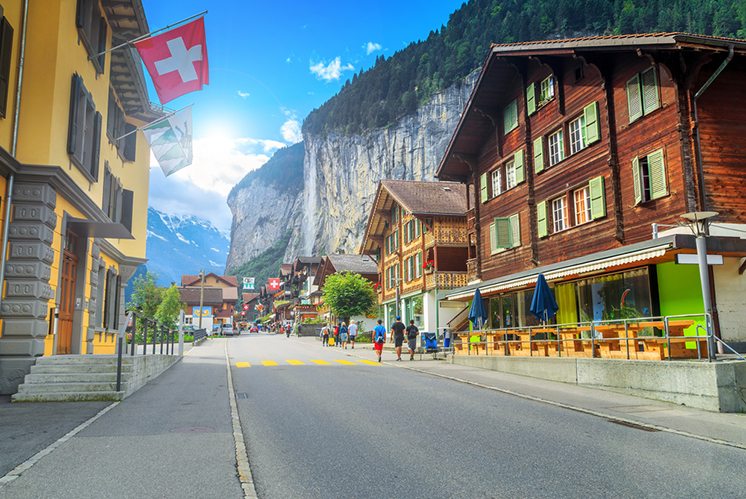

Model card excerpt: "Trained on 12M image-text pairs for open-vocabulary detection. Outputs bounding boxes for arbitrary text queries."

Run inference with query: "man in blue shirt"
[373,319,386,363]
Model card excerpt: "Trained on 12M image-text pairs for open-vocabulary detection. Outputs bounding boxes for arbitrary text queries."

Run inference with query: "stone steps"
[17,381,127,393]
[31,364,134,374]
[25,372,123,383]
[12,391,124,402]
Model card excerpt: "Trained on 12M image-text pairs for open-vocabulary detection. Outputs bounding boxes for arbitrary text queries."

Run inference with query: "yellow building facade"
[0,0,160,393]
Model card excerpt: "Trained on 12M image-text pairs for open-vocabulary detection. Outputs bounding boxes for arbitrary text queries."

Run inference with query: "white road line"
[224,339,258,498]
[0,401,120,488]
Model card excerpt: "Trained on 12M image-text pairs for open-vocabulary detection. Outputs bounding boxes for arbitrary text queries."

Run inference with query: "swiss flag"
[135,17,209,104]
[267,278,281,291]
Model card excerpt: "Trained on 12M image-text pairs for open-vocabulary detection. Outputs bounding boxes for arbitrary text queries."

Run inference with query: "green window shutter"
[480,173,488,203]
[583,101,600,145]
[537,201,548,238]
[489,221,498,254]
[632,156,642,205]
[626,74,643,123]
[648,149,667,200]
[526,83,536,115]
[509,214,520,248]
[533,136,544,173]
[588,176,606,220]
[494,218,511,249]
[641,67,660,115]
[514,149,525,184]
[503,99,517,133]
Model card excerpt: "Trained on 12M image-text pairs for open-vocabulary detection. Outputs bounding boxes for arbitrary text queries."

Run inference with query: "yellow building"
[0,0,161,394]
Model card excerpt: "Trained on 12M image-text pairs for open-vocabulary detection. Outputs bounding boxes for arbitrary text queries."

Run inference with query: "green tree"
[156,285,184,329]
[321,272,377,322]
[128,271,162,318]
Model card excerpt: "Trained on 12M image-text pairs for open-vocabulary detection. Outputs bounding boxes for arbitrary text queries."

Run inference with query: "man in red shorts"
[373,319,386,362]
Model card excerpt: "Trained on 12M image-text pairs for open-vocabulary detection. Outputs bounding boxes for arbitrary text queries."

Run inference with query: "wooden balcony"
[424,225,468,248]
[425,271,469,290]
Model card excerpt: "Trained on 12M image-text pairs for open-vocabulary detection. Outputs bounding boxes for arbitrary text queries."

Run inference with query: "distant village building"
[180,274,238,331]
[436,33,746,351]
[313,254,380,330]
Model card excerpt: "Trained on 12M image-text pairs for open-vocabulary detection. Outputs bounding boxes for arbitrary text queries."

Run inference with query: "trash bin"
[423,332,438,352]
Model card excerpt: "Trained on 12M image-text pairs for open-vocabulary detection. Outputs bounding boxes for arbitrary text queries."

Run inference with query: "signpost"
[242,277,255,290]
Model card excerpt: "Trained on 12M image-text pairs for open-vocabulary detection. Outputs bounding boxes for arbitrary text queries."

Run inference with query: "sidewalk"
[301,337,746,448]
[0,339,242,498]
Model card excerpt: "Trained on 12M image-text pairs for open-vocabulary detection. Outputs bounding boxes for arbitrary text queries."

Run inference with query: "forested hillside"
[228,142,304,202]
[303,0,746,136]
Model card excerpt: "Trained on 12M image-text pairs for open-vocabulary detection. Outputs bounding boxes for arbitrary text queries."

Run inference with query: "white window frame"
[569,115,586,154]
[491,168,502,198]
[548,129,565,166]
[574,186,591,225]
[539,75,555,104]
[505,158,517,190]
[552,197,567,233]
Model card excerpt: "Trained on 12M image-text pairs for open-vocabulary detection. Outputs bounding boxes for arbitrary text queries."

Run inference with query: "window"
[491,168,502,198]
[548,129,564,166]
[0,15,14,118]
[76,0,107,73]
[551,197,567,233]
[103,167,134,232]
[632,149,667,204]
[479,172,488,203]
[503,99,518,134]
[415,252,422,278]
[106,89,137,161]
[539,75,555,104]
[489,214,520,253]
[102,268,121,330]
[68,74,101,181]
[569,115,586,154]
[505,158,517,190]
[95,264,105,328]
[391,205,399,224]
[574,187,591,225]
[626,66,660,123]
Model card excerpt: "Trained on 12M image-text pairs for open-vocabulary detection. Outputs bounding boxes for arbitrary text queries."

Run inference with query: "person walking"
[333,323,340,347]
[348,321,358,349]
[406,320,419,361]
[339,322,349,349]
[373,319,386,363]
[321,324,330,346]
[391,316,406,361]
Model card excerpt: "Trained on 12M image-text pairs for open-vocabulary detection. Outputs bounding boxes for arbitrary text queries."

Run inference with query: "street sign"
[242,277,255,290]
[675,254,723,265]
[193,306,212,317]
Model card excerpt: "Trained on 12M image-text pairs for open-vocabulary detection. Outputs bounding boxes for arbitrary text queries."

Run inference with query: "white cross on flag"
[135,17,209,104]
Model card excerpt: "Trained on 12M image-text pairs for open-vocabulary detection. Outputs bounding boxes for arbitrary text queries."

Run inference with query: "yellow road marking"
[358,359,380,366]
[334,359,356,365]
[235,362,251,368]
[286,359,305,365]
[311,359,330,365]
[261,360,279,366]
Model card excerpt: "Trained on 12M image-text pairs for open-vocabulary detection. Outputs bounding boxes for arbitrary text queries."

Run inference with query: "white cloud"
[365,41,382,55]
[281,119,302,144]
[237,90,251,99]
[309,57,354,81]
[149,136,287,231]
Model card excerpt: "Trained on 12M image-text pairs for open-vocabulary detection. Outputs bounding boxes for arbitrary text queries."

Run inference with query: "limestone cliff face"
[298,73,477,256]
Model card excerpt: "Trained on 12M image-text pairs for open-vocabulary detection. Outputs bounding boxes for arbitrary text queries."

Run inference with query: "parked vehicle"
[222,324,234,336]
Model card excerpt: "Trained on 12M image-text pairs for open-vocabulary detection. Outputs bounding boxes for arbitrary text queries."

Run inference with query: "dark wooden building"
[436,33,746,348]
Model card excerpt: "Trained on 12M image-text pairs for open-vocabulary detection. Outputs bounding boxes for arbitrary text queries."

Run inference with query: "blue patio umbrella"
[530,274,559,323]
[468,288,488,330]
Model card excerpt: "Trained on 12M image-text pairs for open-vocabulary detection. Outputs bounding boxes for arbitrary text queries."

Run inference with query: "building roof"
[295,256,322,265]
[179,287,223,306]
[222,287,238,301]
[327,254,379,275]
[436,32,746,180]
[279,264,293,276]
[242,292,260,303]
[360,180,467,254]
[181,273,238,288]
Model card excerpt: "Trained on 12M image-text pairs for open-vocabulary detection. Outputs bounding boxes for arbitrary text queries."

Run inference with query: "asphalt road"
[229,334,746,499]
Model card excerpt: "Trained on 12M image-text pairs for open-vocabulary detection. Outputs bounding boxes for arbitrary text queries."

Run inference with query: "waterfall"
[302,143,317,255]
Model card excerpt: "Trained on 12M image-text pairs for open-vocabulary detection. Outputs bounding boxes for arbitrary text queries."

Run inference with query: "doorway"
[57,231,79,354]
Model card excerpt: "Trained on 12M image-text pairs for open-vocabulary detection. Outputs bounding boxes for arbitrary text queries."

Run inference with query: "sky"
[142,0,464,232]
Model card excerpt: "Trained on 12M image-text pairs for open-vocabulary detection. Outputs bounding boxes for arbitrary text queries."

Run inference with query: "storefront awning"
[67,218,134,239]
[445,234,746,301]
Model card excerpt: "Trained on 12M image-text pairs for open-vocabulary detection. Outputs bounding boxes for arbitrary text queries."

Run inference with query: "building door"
[58,232,79,354]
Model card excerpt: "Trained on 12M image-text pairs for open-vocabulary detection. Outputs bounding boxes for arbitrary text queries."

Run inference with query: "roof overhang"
[67,218,134,239]
[445,234,746,301]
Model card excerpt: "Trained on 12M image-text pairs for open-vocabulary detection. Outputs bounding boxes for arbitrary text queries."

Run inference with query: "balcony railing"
[424,225,468,247]
[425,271,469,290]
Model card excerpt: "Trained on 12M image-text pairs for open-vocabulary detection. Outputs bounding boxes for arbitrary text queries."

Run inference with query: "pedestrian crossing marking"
[286,359,305,365]
[235,362,251,368]
[334,359,357,365]
[358,359,380,366]
[311,359,330,365]
[261,360,279,366]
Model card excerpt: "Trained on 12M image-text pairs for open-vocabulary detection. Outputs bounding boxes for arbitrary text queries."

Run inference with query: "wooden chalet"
[360,180,470,331]
[311,254,379,328]
[180,273,239,328]
[436,33,746,352]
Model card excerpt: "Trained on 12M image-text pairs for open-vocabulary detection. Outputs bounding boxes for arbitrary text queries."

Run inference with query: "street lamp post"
[197,269,205,330]
[681,211,719,361]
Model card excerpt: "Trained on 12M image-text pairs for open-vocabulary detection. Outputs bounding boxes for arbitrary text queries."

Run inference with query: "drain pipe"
[692,44,734,212]
[0,0,28,307]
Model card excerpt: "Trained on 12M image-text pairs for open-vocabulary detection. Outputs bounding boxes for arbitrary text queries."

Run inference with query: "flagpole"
[113,104,193,142]
[92,10,208,60]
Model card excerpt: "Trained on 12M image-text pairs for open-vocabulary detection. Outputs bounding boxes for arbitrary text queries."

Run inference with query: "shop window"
[0,15,14,118]
[548,129,564,166]
[76,0,107,73]
[68,74,101,181]
[503,98,518,134]
[575,268,652,322]
[551,197,568,233]
[632,149,667,204]
[626,66,660,123]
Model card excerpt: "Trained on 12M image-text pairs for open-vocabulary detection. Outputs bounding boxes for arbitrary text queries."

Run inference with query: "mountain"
[144,207,230,286]
[227,0,746,270]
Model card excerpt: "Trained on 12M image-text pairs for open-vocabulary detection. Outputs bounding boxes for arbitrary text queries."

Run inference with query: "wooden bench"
[634,320,703,360]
